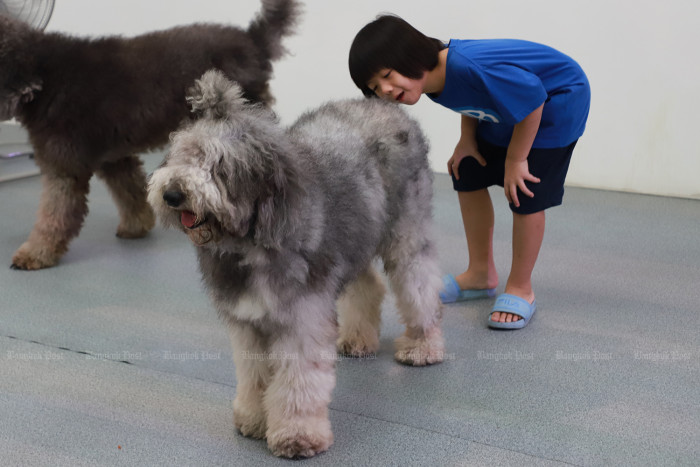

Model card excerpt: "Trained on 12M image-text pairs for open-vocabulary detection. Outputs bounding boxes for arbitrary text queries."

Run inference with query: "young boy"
[349,15,590,329]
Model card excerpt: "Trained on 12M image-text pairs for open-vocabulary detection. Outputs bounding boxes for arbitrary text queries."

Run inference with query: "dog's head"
[148,69,301,251]
[0,15,43,120]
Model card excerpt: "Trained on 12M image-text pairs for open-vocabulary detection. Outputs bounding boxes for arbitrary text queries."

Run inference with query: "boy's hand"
[504,159,540,207]
[504,103,544,207]
[448,139,486,180]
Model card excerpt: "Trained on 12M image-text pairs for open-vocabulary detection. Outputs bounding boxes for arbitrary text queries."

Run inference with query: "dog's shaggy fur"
[0,0,299,269]
[148,70,445,458]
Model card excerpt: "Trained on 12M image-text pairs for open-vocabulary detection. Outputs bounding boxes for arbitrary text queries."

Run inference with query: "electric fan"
[0,0,55,182]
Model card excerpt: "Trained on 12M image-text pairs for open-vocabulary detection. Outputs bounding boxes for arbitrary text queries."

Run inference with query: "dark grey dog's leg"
[12,171,91,269]
[96,156,154,239]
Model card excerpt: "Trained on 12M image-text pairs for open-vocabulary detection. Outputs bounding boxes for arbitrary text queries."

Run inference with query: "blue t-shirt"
[429,39,590,148]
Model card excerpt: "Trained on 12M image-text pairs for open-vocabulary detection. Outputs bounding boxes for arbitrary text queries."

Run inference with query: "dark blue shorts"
[451,136,577,214]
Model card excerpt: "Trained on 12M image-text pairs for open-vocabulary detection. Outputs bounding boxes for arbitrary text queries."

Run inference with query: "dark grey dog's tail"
[247,0,301,61]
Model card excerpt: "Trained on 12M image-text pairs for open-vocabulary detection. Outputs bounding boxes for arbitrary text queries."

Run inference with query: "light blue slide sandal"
[439,274,496,304]
[488,293,537,329]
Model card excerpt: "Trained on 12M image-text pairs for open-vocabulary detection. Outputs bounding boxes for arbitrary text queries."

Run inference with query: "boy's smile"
[366,49,448,104]
[367,69,425,105]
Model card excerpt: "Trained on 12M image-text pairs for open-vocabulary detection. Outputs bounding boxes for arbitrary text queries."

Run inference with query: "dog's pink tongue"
[181,211,198,228]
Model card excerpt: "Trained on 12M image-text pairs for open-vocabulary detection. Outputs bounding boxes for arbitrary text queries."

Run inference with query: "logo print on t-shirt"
[456,107,501,123]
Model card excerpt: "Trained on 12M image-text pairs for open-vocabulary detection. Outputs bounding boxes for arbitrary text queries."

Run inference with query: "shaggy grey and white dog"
[148,70,445,458]
[0,0,299,269]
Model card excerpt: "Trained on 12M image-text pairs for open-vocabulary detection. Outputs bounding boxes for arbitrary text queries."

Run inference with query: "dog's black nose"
[163,190,185,207]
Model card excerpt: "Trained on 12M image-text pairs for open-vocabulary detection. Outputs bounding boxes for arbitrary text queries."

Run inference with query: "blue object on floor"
[488,293,537,329]
[439,274,496,304]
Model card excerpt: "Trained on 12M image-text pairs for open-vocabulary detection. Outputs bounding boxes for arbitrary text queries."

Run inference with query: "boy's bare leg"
[491,210,545,323]
[455,189,499,290]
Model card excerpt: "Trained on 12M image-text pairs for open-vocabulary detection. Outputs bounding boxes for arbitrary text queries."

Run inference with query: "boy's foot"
[488,293,536,329]
[454,270,499,292]
[439,274,496,304]
[440,270,499,304]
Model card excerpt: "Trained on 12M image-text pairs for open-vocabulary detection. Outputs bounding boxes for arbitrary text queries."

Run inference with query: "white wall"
[47,0,700,199]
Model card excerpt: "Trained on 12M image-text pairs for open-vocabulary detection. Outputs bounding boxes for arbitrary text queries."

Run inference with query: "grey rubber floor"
[1,151,698,466]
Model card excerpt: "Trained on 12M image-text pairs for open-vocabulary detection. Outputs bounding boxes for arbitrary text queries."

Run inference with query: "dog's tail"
[247,0,301,62]
[186,70,248,120]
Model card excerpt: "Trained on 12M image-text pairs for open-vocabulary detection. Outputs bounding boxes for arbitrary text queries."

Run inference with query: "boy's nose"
[379,81,392,95]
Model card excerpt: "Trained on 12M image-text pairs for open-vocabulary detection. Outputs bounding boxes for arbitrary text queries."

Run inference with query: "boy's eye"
[383,70,391,78]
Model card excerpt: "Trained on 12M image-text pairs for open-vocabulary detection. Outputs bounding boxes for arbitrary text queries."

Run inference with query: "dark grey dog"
[148,70,445,458]
[0,0,299,269]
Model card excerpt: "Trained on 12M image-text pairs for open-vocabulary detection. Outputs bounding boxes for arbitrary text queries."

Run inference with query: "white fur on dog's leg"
[385,234,445,366]
[336,266,384,357]
[394,325,445,366]
[264,310,336,458]
[265,356,335,458]
[229,323,269,439]
[233,392,267,439]
[266,411,333,459]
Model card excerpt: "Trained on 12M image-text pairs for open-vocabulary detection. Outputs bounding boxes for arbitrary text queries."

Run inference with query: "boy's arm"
[505,103,544,207]
[460,114,479,139]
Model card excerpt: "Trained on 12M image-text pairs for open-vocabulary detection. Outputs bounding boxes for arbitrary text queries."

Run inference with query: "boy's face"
[366,69,425,105]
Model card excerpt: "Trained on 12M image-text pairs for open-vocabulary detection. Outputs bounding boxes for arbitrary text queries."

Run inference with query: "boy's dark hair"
[349,15,445,97]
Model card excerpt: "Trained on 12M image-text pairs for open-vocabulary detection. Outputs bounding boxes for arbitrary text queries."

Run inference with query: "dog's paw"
[336,327,379,358]
[394,327,445,366]
[11,243,59,270]
[115,209,155,239]
[336,339,377,358]
[233,397,267,439]
[267,417,333,459]
[234,412,267,440]
[115,226,150,239]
